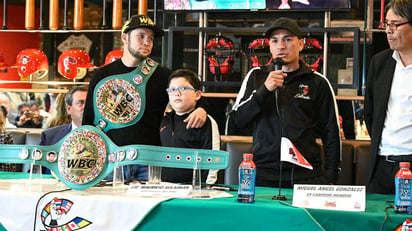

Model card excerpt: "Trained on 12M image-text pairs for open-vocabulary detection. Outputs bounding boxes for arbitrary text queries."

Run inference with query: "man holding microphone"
[231,17,341,188]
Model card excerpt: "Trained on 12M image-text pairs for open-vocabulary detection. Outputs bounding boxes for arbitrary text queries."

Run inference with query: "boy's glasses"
[381,21,410,30]
[166,86,197,95]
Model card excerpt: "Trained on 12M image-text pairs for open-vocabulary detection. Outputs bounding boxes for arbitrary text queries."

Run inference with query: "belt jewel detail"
[141,65,150,75]
[32,149,43,161]
[19,148,29,160]
[146,59,155,67]
[46,151,57,162]
[117,150,126,162]
[133,74,144,85]
[127,148,138,160]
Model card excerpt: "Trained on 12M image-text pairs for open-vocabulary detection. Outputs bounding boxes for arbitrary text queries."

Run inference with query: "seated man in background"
[39,86,87,174]
[160,69,219,184]
[14,101,43,128]
[40,86,87,145]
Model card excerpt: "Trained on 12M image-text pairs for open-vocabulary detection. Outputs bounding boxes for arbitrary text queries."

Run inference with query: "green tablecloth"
[0,172,409,231]
[137,187,409,231]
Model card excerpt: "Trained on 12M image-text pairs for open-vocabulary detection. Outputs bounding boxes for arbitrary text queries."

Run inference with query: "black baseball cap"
[265,17,303,39]
[121,15,164,37]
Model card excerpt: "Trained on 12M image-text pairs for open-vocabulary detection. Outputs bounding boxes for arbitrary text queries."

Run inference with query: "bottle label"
[395,178,412,207]
[238,168,256,196]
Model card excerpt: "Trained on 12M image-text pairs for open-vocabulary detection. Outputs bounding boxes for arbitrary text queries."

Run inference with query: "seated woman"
[0,105,20,172]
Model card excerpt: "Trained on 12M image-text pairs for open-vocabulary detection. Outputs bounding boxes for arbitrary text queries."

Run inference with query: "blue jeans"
[105,164,148,181]
[124,164,148,181]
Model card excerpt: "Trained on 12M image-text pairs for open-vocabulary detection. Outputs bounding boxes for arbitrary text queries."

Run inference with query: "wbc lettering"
[66,158,96,169]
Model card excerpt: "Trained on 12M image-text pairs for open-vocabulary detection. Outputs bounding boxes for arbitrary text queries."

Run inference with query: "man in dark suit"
[40,86,87,145]
[39,86,87,174]
[365,0,412,194]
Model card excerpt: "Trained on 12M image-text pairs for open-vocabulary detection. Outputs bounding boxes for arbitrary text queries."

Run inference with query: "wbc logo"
[58,129,107,185]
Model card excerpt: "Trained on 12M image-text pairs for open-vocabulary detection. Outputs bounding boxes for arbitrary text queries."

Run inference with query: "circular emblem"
[96,79,142,124]
[117,150,126,162]
[97,119,107,129]
[127,149,138,160]
[109,152,116,163]
[133,74,144,85]
[19,148,29,160]
[58,129,106,185]
[46,151,57,162]
[32,149,43,161]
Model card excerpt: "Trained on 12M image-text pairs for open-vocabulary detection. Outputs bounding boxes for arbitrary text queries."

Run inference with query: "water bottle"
[238,153,256,203]
[395,162,412,213]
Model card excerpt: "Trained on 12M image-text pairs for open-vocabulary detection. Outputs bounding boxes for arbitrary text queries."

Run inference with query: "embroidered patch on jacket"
[294,84,310,100]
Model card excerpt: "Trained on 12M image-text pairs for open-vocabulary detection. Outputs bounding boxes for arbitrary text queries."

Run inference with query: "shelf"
[0,88,68,94]
[0,80,89,85]
[168,26,362,92]
[0,81,89,93]
[203,92,238,98]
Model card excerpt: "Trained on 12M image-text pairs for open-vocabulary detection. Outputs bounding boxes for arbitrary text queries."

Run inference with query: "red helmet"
[104,49,123,65]
[207,56,234,75]
[58,49,95,79]
[249,38,269,49]
[14,49,49,79]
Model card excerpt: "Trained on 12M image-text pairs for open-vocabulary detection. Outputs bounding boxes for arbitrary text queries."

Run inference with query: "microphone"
[273,57,283,71]
[273,57,287,199]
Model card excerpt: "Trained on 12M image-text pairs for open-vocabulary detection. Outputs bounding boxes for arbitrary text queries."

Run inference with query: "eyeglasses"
[166,86,197,95]
[381,21,410,30]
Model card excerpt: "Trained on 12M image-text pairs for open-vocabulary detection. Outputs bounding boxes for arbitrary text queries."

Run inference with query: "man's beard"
[128,43,149,60]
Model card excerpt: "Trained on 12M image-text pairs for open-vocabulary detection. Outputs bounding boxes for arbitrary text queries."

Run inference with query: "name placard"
[127,183,193,198]
[292,184,366,212]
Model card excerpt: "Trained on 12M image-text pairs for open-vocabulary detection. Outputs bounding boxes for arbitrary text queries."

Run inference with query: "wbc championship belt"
[93,57,157,132]
[0,126,229,190]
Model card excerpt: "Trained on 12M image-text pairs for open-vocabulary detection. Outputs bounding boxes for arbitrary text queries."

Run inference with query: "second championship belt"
[93,57,157,132]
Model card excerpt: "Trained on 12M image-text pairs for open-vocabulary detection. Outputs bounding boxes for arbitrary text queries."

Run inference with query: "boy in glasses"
[160,69,219,184]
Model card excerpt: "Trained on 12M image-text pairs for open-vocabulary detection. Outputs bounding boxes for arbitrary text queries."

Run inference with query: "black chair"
[10,130,27,144]
[25,132,41,145]
[224,141,253,185]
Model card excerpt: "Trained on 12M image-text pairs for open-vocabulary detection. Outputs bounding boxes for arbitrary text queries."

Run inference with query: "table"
[0,173,409,231]
[138,187,407,231]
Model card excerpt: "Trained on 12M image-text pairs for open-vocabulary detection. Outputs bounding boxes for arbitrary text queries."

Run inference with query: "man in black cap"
[82,15,209,181]
[231,17,341,188]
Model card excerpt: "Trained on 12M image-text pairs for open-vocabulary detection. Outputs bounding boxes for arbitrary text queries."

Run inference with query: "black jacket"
[364,49,397,182]
[159,111,212,183]
[231,60,341,182]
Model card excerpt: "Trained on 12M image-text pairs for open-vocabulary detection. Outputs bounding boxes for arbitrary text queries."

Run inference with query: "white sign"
[292,184,366,212]
[127,183,193,198]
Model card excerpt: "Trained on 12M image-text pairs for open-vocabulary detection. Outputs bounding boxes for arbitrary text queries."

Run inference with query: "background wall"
[0,5,41,89]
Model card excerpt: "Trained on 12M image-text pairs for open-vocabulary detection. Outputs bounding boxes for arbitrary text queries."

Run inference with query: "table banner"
[0,179,170,231]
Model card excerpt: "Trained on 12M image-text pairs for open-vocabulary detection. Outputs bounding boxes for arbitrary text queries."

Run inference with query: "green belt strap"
[0,125,229,190]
